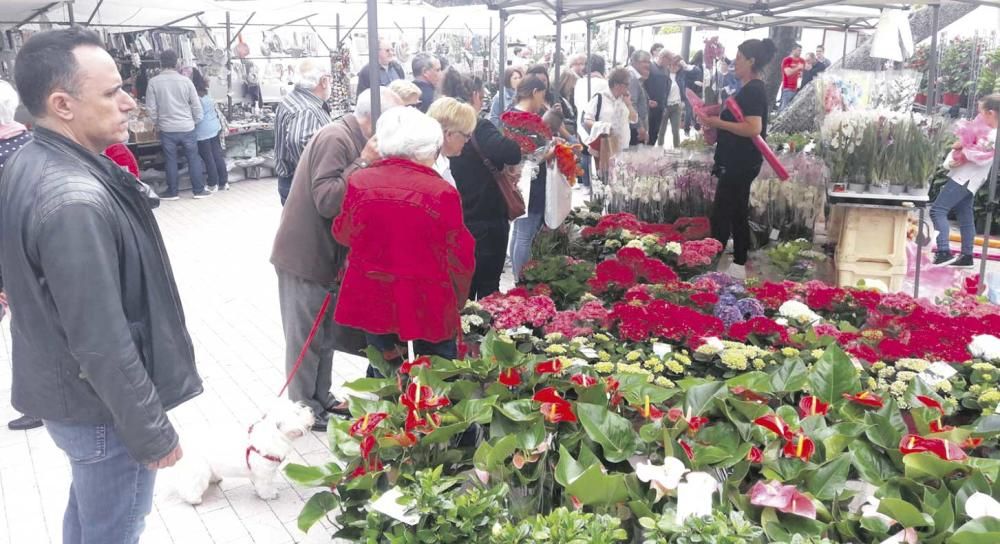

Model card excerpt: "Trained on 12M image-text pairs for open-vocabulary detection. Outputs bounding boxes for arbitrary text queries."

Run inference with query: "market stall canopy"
[435,0,924,31]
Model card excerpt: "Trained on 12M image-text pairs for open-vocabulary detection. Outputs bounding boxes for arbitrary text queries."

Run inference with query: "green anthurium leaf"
[806,453,853,501]
[363,346,393,381]
[576,383,612,405]
[474,434,518,472]
[948,518,1000,544]
[903,452,972,481]
[761,508,791,542]
[640,422,663,443]
[822,432,857,462]
[576,403,639,463]
[778,512,829,536]
[770,359,809,393]
[925,486,955,537]
[327,418,360,459]
[859,514,893,537]
[683,381,727,416]
[799,414,829,436]
[629,500,657,519]
[497,399,542,422]
[446,379,482,401]
[765,457,808,482]
[483,332,521,365]
[877,497,931,528]
[694,446,733,466]
[776,405,801,429]
[515,418,547,452]
[421,422,471,445]
[297,491,340,532]
[850,440,900,485]
[712,399,755,442]
[725,371,772,392]
[974,414,1000,435]
[564,464,630,506]
[450,396,498,425]
[342,377,397,395]
[620,381,678,405]
[697,422,740,452]
[728,398,771,422]
[808,344,861,404]
[284,463,328,486]
[865,412,904,452]
[720,444,754,469]
[555,444,588,487]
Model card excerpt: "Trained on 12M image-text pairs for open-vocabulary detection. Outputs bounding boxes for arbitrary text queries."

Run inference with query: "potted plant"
[906,44,930,104]
[906,115,952,195]
[940,37,976,105]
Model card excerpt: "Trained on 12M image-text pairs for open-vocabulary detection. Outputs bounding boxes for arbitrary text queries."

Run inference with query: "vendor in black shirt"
[696,38,777,279]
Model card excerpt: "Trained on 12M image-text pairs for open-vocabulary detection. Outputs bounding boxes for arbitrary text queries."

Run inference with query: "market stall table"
[826,188,930,296]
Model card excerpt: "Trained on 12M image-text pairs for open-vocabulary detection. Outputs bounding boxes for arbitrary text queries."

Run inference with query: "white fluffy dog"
[168,399,315,503]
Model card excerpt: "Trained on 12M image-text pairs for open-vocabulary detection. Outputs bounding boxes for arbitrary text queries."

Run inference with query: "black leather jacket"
[0,127,202,464]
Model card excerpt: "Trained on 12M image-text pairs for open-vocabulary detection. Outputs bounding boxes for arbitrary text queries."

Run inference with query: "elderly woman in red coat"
[333,106,475,366]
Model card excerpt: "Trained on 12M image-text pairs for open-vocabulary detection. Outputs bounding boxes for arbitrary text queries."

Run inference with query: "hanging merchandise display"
[330,47,353,113]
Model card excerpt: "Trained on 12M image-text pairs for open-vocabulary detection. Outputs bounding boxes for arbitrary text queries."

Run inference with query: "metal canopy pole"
[612,22,619,66]
[422,17,427,50]
[367,0,381,124]
[66,1,74,25]
[225,11,233,121]
[842,25,849,63]
[488,17,493,83]
[16,2,60,29]
[927,4,941,111]
[85,0,104,26]
[499,10,507,96]
[586,19,592,97]
[554,0,563,103]
[227,12,256,48]
[337,11,367,49]
[977,127,1000,292]
[336,13,341,50]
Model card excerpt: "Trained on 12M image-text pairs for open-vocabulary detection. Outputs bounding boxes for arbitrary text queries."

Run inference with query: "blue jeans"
[510,212,544,279]
[365,333,458,377]
[930,178,976,256]
[197,135,228,188]
[780,89,797,111]
[44,421,156,544]
[160,130,206,196]
[278,175,293,205]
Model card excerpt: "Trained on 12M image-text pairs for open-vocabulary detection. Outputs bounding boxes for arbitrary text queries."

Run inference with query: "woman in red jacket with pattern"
[333,107,475,367]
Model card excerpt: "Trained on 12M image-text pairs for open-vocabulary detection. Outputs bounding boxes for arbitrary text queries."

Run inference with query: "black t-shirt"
[714,78,768,169]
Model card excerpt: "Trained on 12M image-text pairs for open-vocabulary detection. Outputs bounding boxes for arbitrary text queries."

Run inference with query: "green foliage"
[492,507,629,544]
[641,511,764,544]
[520,256,595,308]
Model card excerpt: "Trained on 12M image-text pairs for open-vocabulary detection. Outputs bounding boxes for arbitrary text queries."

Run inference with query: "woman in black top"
[442,69,523,298]
[696,38,776,279]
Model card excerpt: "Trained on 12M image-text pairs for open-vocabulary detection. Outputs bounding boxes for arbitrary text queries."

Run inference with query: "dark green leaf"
[850,441,899,485]
[769,359,809,393]
[564,464,630,506]
[343,377,397,394]
[865,412,903,452]
[285,464,330,487]
[806,454,853,500]
[808,344,860,403]
[497,399,541,422]
[877,497,930,528]
[949,518,1000,544]
[974,414,1000,435]
[903,452,972,480]
[684,381,726,416]
[298,491,340,532]
[576,403,639,463]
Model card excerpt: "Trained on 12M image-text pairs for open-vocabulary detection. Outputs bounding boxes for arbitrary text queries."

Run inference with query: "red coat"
[104,143,140,178]
[333,157,475,343]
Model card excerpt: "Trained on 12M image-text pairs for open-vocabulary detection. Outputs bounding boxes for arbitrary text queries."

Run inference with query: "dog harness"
[245,424,284,470]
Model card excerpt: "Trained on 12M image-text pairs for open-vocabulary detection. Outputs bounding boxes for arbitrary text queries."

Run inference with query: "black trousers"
[467,219,509,300]
[648,106,664,145]
[711,164,760,266]
[196,136,228,188]
[278,175,293,205]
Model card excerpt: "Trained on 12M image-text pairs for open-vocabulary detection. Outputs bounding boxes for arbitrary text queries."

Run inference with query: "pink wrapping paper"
[950,114,995,167]
[685,89,721,145]
[724,97,789,181]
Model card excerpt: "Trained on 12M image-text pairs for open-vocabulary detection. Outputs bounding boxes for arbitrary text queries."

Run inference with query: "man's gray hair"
[354,87,403,120]
[412,53,438,78]
[295,59,329,89]
[630,50,651,66]
[375,106,442,163]
[0,80,19,125]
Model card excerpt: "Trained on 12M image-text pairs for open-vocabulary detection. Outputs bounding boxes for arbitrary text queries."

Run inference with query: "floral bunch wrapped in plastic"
[947,114,995,169]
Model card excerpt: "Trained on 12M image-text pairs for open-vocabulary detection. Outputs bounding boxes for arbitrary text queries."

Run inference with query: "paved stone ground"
[0,178,359,544]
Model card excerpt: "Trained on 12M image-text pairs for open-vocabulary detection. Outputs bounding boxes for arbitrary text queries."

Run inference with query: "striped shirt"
[274,86,332,178]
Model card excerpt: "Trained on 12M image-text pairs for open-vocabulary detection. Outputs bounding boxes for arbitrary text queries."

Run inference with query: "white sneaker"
[727,263,747,280]
[206,185,218,193]
[220,183,231,191]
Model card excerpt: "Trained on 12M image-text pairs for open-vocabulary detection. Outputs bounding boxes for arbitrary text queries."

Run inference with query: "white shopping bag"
[515,159,538,220]
[544,162,573,229]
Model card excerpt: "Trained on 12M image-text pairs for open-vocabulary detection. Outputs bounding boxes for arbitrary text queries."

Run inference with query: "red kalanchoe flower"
[535,359,565,375]
[782,432,816,461]
[349,412,388,437]
[843,391,884,409]
[678,439,694,460]
[401,382,451,411]
[570,374,598,388]
[691,292,720,307]
[731,386,769,403]
[899,434,968,461]
[499,367,523,387]
[533,387,577,423]
[798,396,830,419]
[754,414,794,440]
[399,355,432,375]
[747,446,764,464]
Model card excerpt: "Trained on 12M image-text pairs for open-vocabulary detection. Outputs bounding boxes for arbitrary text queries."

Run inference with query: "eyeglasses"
[450,130,472,141]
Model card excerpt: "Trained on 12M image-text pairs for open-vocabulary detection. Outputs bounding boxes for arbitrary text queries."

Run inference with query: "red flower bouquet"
[554,142,584,186]
[500,110,553,156]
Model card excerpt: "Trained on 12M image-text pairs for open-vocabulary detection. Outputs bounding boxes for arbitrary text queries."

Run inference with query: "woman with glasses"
[443,69,523,299]
[426,97,477,188]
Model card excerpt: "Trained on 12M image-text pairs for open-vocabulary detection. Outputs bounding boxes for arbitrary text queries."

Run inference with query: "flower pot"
[847,182,867,193]
[889,183,906,195]
[869,184,890,195]
[941,92,961,106]
[915,93,927,105]
[906,185,931,197]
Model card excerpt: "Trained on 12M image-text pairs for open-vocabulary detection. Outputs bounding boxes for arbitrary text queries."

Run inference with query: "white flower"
[665,242,682,255]
[775,318,789,327]
[966,492,1000,519]
[675,472,717,523]
[779,300,821,324]
[969,335,1000,362]
[636,457,687,502]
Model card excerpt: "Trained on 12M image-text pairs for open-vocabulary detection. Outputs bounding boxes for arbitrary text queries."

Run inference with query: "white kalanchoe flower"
[966,492,1000,519]
[779,300,821,324]
[969,335,1000,362]
[665,242,683,255]
[636,457,687,502]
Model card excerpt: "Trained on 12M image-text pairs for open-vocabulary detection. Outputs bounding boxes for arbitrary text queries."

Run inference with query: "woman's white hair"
[0,80,19,125]
[355,87,403,120]
[375,106,442,163]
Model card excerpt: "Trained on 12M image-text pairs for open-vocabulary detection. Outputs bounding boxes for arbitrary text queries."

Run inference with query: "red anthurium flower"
[605,377,623,407]
[401,382,451,411]
[499,367,523,387]
[535,359,565,374]
[782,432,816,461]
[360,434,376,460]
[962,437,983,450]
[678,439,694,460]
[929,420,955,433]
[349,457,384,479]
[399,355,432,375]
[798,396,830,419]
[632,395,664,421]
[916,396,944,414]
[405,410,441,433]
[384,431,419,448]
[749,480,817,519]
[747,446,764,464]
[533,387,577,423]
[570,496,583,510]
[687,416,709,432]
[570,374,598,388]
[349,412,388,437]
[667,407,684,422]
[842,391,884,409]
[731,386,770,403]
[754,414,794,440]
[899,434,968,461]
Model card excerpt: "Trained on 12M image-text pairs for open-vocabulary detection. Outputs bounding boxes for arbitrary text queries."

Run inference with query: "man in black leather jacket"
[0,28,201,544]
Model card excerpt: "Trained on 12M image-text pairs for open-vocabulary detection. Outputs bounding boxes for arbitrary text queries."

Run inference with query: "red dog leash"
[277,292,333,397]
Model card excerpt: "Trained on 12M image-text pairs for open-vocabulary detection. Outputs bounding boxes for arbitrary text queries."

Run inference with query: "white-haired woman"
[0,80,42,431]
[332,107,475,363]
